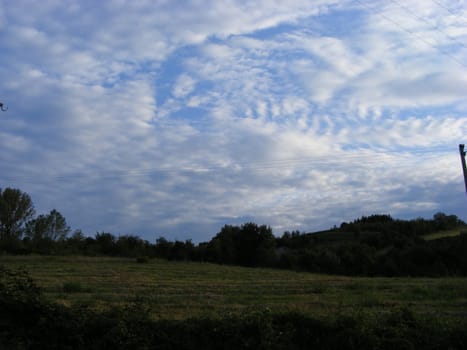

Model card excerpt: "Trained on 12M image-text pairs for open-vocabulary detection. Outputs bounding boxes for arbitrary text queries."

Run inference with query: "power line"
[389,0,467,51]
[430,0,467,22]
[354,0,467,69]
[0,150,453,183]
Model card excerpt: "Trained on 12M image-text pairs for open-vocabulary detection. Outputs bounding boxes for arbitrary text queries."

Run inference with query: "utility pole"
[460,144,467,193]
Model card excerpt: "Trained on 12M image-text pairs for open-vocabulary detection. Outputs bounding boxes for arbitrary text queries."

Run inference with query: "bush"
[0,265,41,305]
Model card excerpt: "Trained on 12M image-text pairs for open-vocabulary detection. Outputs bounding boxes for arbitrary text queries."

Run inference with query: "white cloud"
[0,0,466,241]
[172,74,196,98]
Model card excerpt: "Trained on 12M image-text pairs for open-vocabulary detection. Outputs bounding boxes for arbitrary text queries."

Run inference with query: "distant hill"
[272,213,467,276]
[283,214,466,244]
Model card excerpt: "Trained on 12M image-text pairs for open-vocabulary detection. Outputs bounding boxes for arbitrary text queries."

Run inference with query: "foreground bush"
[1,266,466,349]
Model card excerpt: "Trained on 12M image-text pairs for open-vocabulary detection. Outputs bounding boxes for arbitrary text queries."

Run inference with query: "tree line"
[1,187,466,276]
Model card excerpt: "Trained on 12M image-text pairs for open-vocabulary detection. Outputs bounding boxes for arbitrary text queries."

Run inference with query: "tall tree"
[235,223,275,266]
[45,209,70,240]
[0,188,35,241]
[25,209,70,242]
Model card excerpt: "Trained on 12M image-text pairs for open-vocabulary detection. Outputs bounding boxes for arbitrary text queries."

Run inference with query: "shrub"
[0,265,41,305]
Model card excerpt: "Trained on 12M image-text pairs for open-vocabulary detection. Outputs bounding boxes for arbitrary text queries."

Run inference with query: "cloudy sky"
[1,0,466,242]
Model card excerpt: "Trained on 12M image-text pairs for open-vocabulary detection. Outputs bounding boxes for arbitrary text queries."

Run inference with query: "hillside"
[272,214,467,276]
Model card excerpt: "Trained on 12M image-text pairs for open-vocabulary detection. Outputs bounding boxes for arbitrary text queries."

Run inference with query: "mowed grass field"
[423,228,466,241]
[1,255,467,320]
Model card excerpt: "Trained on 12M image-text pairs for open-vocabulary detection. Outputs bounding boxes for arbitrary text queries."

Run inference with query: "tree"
[116,235,147,257]
[206,225,239,264]
[94,232,117,255]
[24,209,70,253]
[46,209,70,240]
[25,209,70,242]
[65,229,86,253]
[433,212,461,231]
[234,223,275,267]
[169,240,194,261]
[154,237,174,259]
[0,188,35,241]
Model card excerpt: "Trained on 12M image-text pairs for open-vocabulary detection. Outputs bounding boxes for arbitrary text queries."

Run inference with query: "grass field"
[1,255,467,320]
[423,228,466,241]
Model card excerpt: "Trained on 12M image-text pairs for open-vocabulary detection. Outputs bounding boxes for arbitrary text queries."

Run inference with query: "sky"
[0,0,466,242]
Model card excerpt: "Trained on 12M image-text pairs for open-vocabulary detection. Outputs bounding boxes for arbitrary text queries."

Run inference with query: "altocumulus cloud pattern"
[0,0,466,241]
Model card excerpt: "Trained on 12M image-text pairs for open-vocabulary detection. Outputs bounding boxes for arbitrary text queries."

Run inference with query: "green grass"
[1,255,467,320]
[314,226,467,242]
[423,228,466,241]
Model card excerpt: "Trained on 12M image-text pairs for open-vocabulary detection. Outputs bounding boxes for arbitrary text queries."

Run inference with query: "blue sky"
[1,0,466,242]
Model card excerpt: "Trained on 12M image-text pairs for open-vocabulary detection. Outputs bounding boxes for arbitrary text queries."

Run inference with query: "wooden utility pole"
[460,144,467,193]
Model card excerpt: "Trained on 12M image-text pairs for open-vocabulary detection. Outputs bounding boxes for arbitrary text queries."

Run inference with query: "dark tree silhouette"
[0,188,35,241]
